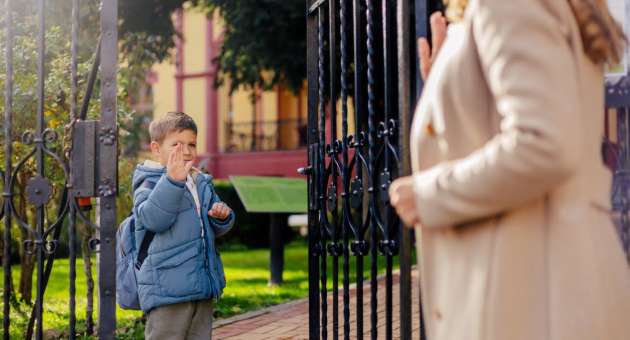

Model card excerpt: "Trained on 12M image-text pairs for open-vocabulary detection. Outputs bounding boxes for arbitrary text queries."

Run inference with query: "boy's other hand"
[209,202,231,221]
[167,143,194,182]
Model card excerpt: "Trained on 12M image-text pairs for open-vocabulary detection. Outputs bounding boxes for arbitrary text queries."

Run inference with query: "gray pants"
[145,300,213,340]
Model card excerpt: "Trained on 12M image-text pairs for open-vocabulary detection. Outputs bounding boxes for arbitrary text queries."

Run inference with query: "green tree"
[119,0,307,94]
[200,0,306,94]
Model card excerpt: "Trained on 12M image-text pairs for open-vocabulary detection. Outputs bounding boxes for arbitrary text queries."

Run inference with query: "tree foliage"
[200,0,306,94]
[119,0,307,94]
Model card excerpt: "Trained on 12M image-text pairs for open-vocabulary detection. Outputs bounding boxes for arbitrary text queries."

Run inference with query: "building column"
[175,9,184,112]
[206,15,220,176]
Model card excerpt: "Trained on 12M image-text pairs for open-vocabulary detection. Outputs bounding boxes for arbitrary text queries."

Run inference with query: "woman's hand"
[389,176,421,228]
[390,12,447,228]
[418,12,447,81]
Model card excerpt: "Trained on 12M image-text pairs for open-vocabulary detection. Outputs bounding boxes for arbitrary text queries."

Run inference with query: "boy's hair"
[149,111,198,143]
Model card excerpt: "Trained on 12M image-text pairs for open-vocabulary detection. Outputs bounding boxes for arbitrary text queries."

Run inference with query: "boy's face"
[150,129,198,167]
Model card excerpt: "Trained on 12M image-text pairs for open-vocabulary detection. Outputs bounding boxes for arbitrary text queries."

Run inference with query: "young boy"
[132,112,234,339]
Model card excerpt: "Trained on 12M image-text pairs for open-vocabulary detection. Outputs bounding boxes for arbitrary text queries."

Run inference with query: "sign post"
[230,176,307,285]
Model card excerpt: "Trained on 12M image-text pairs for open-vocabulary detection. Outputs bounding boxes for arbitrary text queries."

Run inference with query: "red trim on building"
[176,70,216,79]
[205,149,307,179]
[206,16,220,176]
[175,10,184,112]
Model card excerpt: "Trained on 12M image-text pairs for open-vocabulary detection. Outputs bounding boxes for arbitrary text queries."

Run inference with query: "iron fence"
[305,0,428,339]
[1,0,118,339]
[306,1,630,340]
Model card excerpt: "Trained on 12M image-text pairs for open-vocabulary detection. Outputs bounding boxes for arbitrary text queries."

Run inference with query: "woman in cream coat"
[389,0,630,339]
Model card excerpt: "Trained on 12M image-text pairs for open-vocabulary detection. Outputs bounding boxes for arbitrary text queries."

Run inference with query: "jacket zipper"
[195,177,219,298]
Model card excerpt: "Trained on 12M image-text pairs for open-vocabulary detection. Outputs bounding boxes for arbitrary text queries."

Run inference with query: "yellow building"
[150,7,308,178]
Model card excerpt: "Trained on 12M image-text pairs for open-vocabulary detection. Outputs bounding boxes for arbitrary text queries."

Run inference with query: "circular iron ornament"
[25,175,53,206]
[44,240,58,255]
[88,237,101,252]
[42,128,59,144]
[22,131,35,145]
[23,240,36,255]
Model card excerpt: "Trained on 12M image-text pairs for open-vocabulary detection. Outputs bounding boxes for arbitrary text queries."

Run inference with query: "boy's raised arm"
[134,175,186,233]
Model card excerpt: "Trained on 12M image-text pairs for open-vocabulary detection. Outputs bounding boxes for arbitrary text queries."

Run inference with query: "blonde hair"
[445,0,626,65]
[568,0,626,65]
[444,0,468,23]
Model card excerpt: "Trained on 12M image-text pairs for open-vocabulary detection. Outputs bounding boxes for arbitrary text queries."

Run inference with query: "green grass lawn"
[1,240,407,338]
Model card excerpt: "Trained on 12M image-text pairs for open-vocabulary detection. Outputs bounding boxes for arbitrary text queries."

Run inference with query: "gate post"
[97,0,118,338]
[2,1,14,339]
[306,1,321,338]
[396,0,413,338]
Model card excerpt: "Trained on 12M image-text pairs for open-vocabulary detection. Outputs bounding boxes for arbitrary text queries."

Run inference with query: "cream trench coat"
[410,0,630,339]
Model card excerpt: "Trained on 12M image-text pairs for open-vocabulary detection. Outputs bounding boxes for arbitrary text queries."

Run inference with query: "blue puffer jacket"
[131,161,234,312]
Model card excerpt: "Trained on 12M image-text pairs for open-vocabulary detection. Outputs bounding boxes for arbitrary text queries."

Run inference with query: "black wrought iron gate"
[304,0,437,339]
[1,0,118,339]
[606,80,630,265]
[306,0,630,340]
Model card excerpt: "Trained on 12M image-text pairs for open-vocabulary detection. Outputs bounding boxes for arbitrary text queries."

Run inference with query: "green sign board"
[229,176,307,213]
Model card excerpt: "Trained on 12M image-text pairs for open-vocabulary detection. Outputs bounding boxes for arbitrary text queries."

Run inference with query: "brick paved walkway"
[213,270,420,339]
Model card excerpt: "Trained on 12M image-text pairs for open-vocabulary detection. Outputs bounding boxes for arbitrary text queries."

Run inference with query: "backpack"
[116,180,155,310]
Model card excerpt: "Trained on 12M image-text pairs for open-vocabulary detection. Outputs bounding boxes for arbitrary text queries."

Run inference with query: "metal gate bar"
[2,1,14,339]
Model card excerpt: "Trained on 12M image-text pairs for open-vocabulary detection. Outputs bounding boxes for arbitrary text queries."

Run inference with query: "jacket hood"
[132,160,166,191]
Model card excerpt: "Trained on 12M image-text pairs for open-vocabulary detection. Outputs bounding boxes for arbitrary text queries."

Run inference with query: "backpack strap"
[135,180,156,270]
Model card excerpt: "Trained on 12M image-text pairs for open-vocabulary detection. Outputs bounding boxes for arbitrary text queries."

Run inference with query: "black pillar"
[269,213,286,285]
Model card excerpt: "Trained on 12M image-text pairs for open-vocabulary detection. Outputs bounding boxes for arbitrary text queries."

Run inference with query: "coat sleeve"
[134,175,187,233]
[413,0,582,228]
